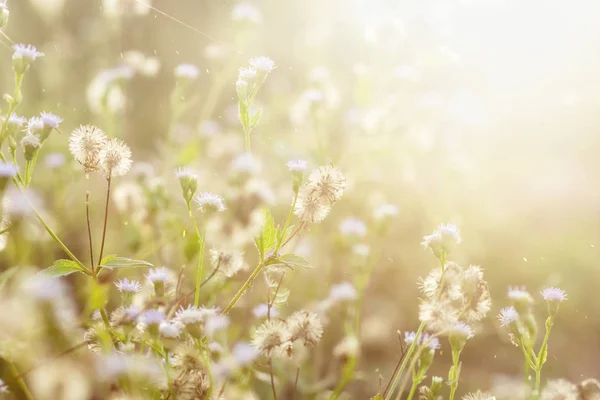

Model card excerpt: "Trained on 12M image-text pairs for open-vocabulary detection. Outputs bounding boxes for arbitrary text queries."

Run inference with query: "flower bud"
[0,4,9,30]
[21,134,40,161]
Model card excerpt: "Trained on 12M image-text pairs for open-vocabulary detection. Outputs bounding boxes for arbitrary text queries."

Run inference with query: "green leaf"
[41,259,86,277]
[254,207,276,259]
[370,395,383,400]
[100,254,117,266]
[250,109,262,129]
[275,254,312,269]
[99,257,153,270]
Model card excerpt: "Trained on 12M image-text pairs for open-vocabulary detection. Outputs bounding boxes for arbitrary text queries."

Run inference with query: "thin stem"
[406,378,419,400]
[223,261,265,314]
[8,361,33,400]
[382,344,408,397]
[85,192,95,274]
[280,222,305,249]
[194,226,206,307]
[269,358,277,400]
[244,124,251,153]
[97,176,112,265]
[293,368,300,400]
[448,348,462,400]
[275,191,298,253]
[384,322,425,400]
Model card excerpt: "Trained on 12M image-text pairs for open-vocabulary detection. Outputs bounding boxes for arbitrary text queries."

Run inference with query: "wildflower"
[508,286,533,303]
[235,79,248,101]
[421,223,461,258]
[286,159,308,172]
[231,152,261,175]
[39,111,62,129]
[339,217,367,237]
[209,248,244,277]
[172,343,204,371]
[463,391,496,400]
[195,192,226,213]
[497,306,519,327]
[541,287,567,303]
[333,335,360,360]
[114,278,141,293]
[450,322,474,350]
[287,310,323,347]
[232,342,259,366]
[419,262,464,301]
[69,125,107,173]
[175,63,200,80]
[19,134,40,162]
[374,206,398,223]
[174,167,198,204]
[0,161,16,192]
[146,267,169,283]
[328,282,358,302]
[12,44,44,74]
[238,67,256,81]
[159,320,183,338]
[461,265,492,322]
[232,2,262,23]
[252,303,279,319]
[27,117,44,134]
[0,2,8,30]
[251,319,289,355]
[175,305,204,325]
[205,314,230,336]
[139,309,165,335]
[419,299,459,331]
[306,165,346,205]
[110,305,140,326]
[540,379,578,400]
[5,113,26,137]
[250,56,275,74]
[99,138,132,177]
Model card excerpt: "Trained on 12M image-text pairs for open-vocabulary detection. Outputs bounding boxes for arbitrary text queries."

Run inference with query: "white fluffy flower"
[114,278,141,293]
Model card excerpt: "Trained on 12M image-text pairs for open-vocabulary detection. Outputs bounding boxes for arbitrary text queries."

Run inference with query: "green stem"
[243,123,251,153]
[97,176,112,265]
[275,192,298,253]
[406,378,419,400]
[223,261,265,314]
[384,322,425,400]
[8,360,33,400]
[194,226,206,307]
[533,315,554,398]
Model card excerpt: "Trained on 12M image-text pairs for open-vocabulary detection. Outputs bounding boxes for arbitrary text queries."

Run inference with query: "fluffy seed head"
[175,305,204,325]
[159,320,183,338]
[540,379,578,400]
[463,391,496,400]
[99,138,132,177]
[69,125,107,173]
[209,248,244,277]
[252,319,289,355]
[293,190,331,224]
[306,165,346,205]
[287,311,323,347]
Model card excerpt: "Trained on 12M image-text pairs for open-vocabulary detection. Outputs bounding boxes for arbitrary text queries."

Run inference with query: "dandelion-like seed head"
[99,138,132,177]
[69,125,108,173]
[286,159,308,172]
[110,305,140,326]
[114,278,142,293]
[463,391,496,400]
[252,319,289,355]
[540,379,578,400]
[195,192,226,213]
[293,190,331,224]
[209,248,244,277]
[541,287,567,303]
[287,310,323,347]
[306,165,346,205]
[175,63,200,80]
[419,299,459,331]
[249,56,275,73]
[498,306,519,327]
[451,322,474,340]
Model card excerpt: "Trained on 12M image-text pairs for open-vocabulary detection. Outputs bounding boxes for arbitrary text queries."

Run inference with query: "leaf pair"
[41,257,153,277]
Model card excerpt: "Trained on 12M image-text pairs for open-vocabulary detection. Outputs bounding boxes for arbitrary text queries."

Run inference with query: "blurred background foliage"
[2,0,600,397]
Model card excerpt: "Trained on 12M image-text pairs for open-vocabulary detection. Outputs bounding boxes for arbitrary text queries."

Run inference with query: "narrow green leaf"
[41,259,86,277]
[99,257,153,270]
[276,254,313,269]
[250,109,262,129]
